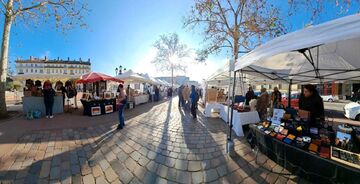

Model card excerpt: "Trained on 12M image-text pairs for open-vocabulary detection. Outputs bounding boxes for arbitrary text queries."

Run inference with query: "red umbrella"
[77,72,124,83]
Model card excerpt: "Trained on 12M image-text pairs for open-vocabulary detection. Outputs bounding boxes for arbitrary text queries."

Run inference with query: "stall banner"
[105,105,113,114]
[91,106,101,116]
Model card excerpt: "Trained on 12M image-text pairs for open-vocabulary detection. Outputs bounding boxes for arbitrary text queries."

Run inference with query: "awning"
[235,14,360,84]
[77,72,124,83]
[116,70,151,83]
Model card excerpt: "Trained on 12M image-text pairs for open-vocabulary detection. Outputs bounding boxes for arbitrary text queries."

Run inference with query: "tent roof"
[235,14,360,84]
[77,72,124,83]
[116,69,150,83]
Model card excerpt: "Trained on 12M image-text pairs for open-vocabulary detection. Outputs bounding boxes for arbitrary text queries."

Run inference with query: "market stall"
[233,14,360,182]
[77,72,123,116]
[133,94,149,105]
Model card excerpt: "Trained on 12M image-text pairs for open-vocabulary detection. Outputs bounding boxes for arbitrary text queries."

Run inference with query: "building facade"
[15,56,91,76]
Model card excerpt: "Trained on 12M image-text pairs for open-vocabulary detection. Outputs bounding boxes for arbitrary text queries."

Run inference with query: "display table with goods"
[249,109,360,183]
[22,96,64,115]
[80,96,116,116]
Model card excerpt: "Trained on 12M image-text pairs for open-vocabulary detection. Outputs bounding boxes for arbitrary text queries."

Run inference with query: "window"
[56,69,58,73]
[52,69,54,73]
[40,69,43,73]
[19,69,23,73]
[47,69,50,74]
[31,64,33,67]
[35,69,37,73]
[35,64,37,67]
[26,69,28,73]
[31,69,33,73]
[60,69,62,73]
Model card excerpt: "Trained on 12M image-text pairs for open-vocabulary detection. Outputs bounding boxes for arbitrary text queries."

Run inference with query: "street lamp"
[115,68,118,76]
[119,65,123,75]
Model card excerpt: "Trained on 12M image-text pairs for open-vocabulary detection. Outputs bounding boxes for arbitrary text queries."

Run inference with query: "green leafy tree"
[0,0,88,117]
[152,33,190,87]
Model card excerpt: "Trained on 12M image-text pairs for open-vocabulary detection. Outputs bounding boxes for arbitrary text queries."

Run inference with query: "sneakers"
[117,125,123,130]
[50,115,54,119]
[46,116,49,119]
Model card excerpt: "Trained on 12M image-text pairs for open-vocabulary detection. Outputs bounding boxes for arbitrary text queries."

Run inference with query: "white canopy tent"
[116,70,151,84]
[235,14,360,84]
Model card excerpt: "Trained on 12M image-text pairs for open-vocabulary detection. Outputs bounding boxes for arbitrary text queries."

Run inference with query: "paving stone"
[83,174,95,184]
[167,168,177,182]
[124,158,138,172]
[129,177,142,184]
[188,161,202,171]
[142,171,157,184]
[50,166,61,180]
[155,177,168,184]
[216,164,228,177]
[156,164,169,178]
[81,164,92,176]
[130,151,142,162]
[154,155,166,164]
[99,159,111,171]
[146,161,159,172]
[104,167,118,183]
[138,156,150,166]
[116,151,129,162]
[176,170,191,184]
[266,173,279,184]
[96,176,110,184]
[39,161,51,178]
[204,168,219,182]
[117,167,134,184]
[164,157,176,168]
[105,152,117,163]
[147,151,157,160]
[175,159,188,170]
[71,165,81,175]
[191,171,204,184]
[92,165,103,178]
[71,174,82,184]
[133,164,147,179]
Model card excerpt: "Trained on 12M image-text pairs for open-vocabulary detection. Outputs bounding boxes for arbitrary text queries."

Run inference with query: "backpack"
[66,86,77,98]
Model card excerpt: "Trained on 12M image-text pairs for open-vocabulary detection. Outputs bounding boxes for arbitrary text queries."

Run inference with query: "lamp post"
[115,68,118,76]
[119,65,123,75]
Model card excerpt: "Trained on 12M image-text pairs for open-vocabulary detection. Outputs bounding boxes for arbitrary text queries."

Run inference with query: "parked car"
[321,95,336,102]
[344,102,360,120]
[281,93,300,109]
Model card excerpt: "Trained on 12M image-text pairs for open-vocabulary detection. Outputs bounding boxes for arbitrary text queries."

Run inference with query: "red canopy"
[77,72,124,83]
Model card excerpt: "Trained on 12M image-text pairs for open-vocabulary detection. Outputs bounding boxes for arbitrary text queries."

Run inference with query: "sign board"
[91,106,101,116]
[105,105,113,114]
[271,108,285,125]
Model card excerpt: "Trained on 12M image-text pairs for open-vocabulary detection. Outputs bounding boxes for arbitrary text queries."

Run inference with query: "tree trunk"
[0,4,14,118]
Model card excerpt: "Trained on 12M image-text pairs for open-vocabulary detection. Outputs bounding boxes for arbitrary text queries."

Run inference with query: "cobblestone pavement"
[0,98,305,184]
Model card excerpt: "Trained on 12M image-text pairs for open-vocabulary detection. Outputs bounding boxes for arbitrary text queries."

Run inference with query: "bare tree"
[184,0,285,63]
[0,0,88,117]
[288,0,360,22]
[152,33,190,88]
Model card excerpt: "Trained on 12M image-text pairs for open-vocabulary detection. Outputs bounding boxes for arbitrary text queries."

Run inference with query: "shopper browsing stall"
[245,86,256,105]
[190,85,198,119]
[271,87,282,108]
[117,84,127,130]
[256,88,270,121]
[42,80,55,118]
[298,84,325,126]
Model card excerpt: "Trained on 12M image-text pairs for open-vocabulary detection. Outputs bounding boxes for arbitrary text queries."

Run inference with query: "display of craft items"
[338,124,353,134]
[353,126,360,142]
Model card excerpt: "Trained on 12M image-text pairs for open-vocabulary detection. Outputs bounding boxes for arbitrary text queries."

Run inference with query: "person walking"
[117,84,128,130]
[190,85,198,119]
[256,88,270,121]
[42,80,55,119]
[182,85,190,111]
[271,87,282,108]
[178,85,184,107]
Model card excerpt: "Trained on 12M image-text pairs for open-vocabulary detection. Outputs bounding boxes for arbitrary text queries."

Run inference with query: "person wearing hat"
[42,80,55,118]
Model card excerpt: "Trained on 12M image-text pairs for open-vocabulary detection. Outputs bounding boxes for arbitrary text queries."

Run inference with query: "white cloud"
[132,48,228,82]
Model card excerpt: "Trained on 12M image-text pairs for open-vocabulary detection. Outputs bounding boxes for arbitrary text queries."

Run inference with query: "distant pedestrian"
[42,80,55,119]
[117,84,127,130]
[182,85,190,111]
[245,87,256,105]
[271,87,282,108]
[155,86,160,102]
[190,85,198,119]
[178,85,184,107]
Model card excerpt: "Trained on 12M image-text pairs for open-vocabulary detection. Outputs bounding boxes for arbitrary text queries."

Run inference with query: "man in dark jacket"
[245,87,255,105]
[299,84,324,126]
[178,85,184,107]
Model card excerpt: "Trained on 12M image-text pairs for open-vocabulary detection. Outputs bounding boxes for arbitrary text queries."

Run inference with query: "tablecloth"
[22,96,63,116]
[134,95,149,105]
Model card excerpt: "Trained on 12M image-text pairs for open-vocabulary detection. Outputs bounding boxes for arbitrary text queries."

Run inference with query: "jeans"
[118,97,127,128]
[44,99,54,116]
[191,101,197,118]
[178,96,183,107]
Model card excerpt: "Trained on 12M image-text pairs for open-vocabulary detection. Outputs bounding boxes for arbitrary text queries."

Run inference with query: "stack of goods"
[255,110,360,169]
[216,89,226,102]
[206,88,218,102]
[232,103,250,112]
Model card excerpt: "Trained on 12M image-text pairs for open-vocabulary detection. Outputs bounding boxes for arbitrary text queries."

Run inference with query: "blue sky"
[5,0,359,82]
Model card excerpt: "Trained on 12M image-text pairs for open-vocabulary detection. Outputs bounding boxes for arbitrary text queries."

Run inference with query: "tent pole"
[288,79,292,108]
[229,70,237,140]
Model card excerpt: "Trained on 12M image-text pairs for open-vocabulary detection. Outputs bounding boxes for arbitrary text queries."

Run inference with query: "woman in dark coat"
[42,80,55,118]
[298,84,325,126]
